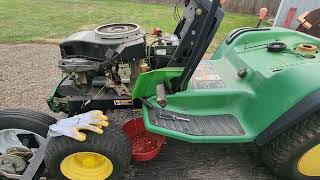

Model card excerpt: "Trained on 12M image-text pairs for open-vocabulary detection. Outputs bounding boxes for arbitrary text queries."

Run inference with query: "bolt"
[196,8,202,16]
[237,68,248,79]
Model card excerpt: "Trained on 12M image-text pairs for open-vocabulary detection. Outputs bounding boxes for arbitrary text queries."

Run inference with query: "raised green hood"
[133,27,320,143]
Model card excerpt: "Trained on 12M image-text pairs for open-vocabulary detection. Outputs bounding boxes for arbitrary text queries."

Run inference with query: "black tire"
[262,111,320,180]
[0,109,57,137]
[44,124,132,180]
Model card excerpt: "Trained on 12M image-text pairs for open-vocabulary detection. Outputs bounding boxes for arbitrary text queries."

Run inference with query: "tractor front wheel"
[44,124,132,180]
[262,111,320,180]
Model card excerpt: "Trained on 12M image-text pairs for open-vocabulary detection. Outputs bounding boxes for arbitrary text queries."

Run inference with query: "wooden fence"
[138,0,282,17]
[223,0,281,17]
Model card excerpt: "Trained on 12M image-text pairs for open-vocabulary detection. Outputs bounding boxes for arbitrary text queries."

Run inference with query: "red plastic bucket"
[122,118,166,161]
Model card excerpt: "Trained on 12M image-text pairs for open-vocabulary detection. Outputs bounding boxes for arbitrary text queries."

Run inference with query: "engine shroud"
[59,23,146,61]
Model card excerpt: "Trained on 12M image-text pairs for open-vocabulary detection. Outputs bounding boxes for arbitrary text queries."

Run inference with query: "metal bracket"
[20,137,52,180]
[158,113,190,122]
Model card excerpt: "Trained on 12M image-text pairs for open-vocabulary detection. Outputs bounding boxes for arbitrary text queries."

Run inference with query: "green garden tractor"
[0,0,319,179]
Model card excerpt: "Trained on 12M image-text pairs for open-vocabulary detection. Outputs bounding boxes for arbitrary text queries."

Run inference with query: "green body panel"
[47,77,68,113]
[132,67,184,98]
[137,27,320,143]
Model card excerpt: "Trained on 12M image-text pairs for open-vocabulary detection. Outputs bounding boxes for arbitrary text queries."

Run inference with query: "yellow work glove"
[48,110,109,141]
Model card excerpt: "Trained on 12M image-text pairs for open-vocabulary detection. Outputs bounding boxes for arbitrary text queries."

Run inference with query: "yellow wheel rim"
[297,144,320,176]
[60,152,113,180]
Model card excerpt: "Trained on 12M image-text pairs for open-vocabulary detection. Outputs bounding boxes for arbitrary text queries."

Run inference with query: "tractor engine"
[52,22,180,114]
[54,23,148,113]
[58,23,146,96]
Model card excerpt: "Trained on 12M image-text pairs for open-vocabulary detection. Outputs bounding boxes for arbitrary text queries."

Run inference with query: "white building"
[273,0,320,29]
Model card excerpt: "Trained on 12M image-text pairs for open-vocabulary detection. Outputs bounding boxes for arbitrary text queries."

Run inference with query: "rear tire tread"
[262,111,320,177]
[0,109,57,126]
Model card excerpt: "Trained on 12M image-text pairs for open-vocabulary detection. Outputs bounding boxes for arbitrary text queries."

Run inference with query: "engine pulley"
[95,23,142,39]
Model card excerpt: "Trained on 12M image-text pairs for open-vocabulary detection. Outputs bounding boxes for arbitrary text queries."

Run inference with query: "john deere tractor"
[0,0,319,179]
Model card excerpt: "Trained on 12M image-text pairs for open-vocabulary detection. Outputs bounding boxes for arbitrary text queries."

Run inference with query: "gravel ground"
[0,44,60,117]
[0,44,278,180]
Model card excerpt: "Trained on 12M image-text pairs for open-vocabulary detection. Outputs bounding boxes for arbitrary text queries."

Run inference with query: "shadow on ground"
[124,139,278,180]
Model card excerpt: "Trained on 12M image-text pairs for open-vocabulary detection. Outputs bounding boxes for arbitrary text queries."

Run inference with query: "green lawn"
[0,0,264,52]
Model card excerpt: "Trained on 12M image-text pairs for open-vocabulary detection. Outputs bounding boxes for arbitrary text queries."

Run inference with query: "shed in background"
[273,0,320,29]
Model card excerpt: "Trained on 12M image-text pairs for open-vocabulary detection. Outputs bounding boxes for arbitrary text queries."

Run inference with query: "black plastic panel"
[59,31,146,61]
[225,27,271,45]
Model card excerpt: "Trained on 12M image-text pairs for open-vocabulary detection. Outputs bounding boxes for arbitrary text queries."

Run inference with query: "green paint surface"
[132,67,183,98]
[138,28,320,143]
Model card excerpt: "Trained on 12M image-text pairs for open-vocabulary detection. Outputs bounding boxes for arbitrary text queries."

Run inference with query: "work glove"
[48,110,109,141]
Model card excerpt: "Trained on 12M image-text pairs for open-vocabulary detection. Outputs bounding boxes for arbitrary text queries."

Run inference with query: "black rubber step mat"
[148,108,245,136]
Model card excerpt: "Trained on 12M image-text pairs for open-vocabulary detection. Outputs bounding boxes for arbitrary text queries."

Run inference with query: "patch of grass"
[0,0,264,52]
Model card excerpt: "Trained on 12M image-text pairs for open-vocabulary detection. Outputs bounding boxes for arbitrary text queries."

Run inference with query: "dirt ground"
[0,44,278,180]
[0,44,60,117]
